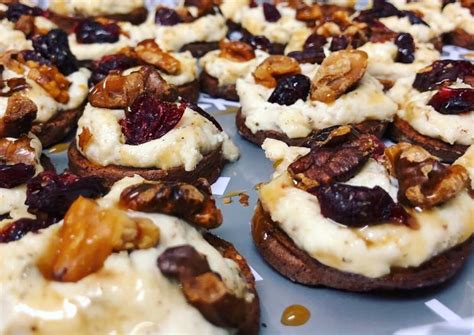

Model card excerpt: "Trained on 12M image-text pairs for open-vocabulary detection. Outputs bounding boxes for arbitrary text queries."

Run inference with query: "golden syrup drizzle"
[48,142,69,154]
[281,304,311,326]
[221,190,248,205]
[238,193,249,207]
[214,106,239,117]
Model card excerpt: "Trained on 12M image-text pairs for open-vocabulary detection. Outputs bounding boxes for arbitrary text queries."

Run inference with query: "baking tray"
[48,45,473,334]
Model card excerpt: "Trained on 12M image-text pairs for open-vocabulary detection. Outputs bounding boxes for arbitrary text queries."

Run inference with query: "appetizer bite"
[388,60,473,162]
[236,50,397,146]
[69,67,239,187]
[0,176,259,334]
[253,127,473,291]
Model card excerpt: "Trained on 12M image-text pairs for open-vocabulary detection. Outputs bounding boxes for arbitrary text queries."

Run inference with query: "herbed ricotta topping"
[48,0,145,16]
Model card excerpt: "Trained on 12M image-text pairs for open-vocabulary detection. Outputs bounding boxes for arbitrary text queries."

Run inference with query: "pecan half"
[0,134,36,165]
[288,128,383,189]
[0,93,36,138]
[158,245,250,329]
[38,196,160,282]
[89,66,178,109]
[135,39,181,75]
[27,61,70,104]
[253,55,301,88]
[310,49,368,103]
[385,143,470,208]
[219,40,255,62]
[119,179,222,229]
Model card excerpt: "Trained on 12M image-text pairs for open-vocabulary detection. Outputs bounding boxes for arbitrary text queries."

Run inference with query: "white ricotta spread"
[0,19,32,53]
[0,175,252,335]
[48,0,145,16]
[219,0,250,22]
[358,41,440,81]
[284,26,313,54]
[237,63,398,138]
[199,49,269,86]
[76,103,239,170]
[68,34,132,61]
[239,4,306,44]
[154,13,227,52]
[443,2,474,35]
[259,139,474,278]
[389,77,474,145]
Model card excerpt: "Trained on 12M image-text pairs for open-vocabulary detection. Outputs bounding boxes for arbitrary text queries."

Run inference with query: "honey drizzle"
[48,142,69,154]
[281,304,311,326]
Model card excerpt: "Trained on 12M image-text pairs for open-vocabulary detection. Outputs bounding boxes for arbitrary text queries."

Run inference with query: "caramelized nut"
[135,39,181,75]
[219,40,255,62]
[310,49,367,103]
[296,4,322,22]
[27,62,71,104]
[0,134,37,165]
[0,93,37,138]
[77,127,92,151]
[253,55,301,88]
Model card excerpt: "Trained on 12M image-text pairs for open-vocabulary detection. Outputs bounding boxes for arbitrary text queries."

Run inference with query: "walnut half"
[253,55,301,88]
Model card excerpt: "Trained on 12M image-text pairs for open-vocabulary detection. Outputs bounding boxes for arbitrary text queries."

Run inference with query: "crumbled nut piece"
[89,66,178,109]
[27,61,70,104]
[219,40,255,62]
[77,127,92,151]
[310,49,368,103]
[158,245,250,329]
[14,14,35,36]
[38,196,160,282]
[135,39,181,75]
[316,22,342,36]
[0,77,30,97]
[0,93,36,138]
[385,143,470,208]
[296,4,322,22]
[253,55,301,88]
[0,134,37,164]
[0,52,25,74]
[119,179,222,229]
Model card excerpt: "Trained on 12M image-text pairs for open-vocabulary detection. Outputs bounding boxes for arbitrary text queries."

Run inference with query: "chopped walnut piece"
[158,245,250,329]
[0,52,26,74]
[253,55,301,88]
[135,39,181,75]
[385,143,470,208]
[296,4,322,22]
[0,93,36,138]
[219,40,255,62]
[89,66,178,109]
[0,77,30,97]
[27,61,70,104]
[77,127,92,151]
[288,129,383,189]
[38,196,160,282]
[119,179,222,229]
[0,134,37,165]
[310,49,368,103]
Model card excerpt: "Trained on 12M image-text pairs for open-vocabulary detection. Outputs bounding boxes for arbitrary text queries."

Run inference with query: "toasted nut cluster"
[0,52,26,75]
[119,179,222,229]
[253,55,301,88]
[385,143,470,208]
[0,134,37,165]
[38,196,160,282]
[296,4,322,22]
[158,245,250,329]
[27,61,71,104]
[89,66,178,109]
[135,39,181,75]
[310,49,367,103]
[0,93,37,138]
[219,40,255,62]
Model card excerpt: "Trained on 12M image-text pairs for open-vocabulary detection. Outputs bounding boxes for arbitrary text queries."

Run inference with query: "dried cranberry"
[428,87,474,114]
[288,48,325,64]
[26,171,106,219]
[74,19,121,44]
[263,3,281,22]
[186,102,222,130]
[329,35,349,51]
[356,0,400,22]
[0,216,54,243]
[241,33,271,52]
[394,33,415,64]
[155,7,182,26]
[120,93,186,145]
[32,29,79,75]
[268,74,311,105]
[89,54,139,85]
[6,3,44,22]
[413,60,474,92]
[303,34,327,51]
[0,163,35,189]
[310,184,411,227]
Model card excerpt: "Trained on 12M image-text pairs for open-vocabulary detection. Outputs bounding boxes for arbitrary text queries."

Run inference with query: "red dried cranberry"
[395,33,415,64]
[6,3,44,22]
[268,74,311,105]
[310,184,412,227]
[0,163,35,189]
[26,171,106,219]
[241,33,271,52]
[74,19,121,44]
[356,0,401,22]
[329,36,349,51]
[32,29,78,75]
[89,54,139,85]
[155,7,182,25]
[186,101,222,130]
[0,216,54,243]
[263,3,281,22]
[428,87,474,114]
[120,93,186,145]
[413,60,474,92]
[303,34,327,51]
[288,48,325,64]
